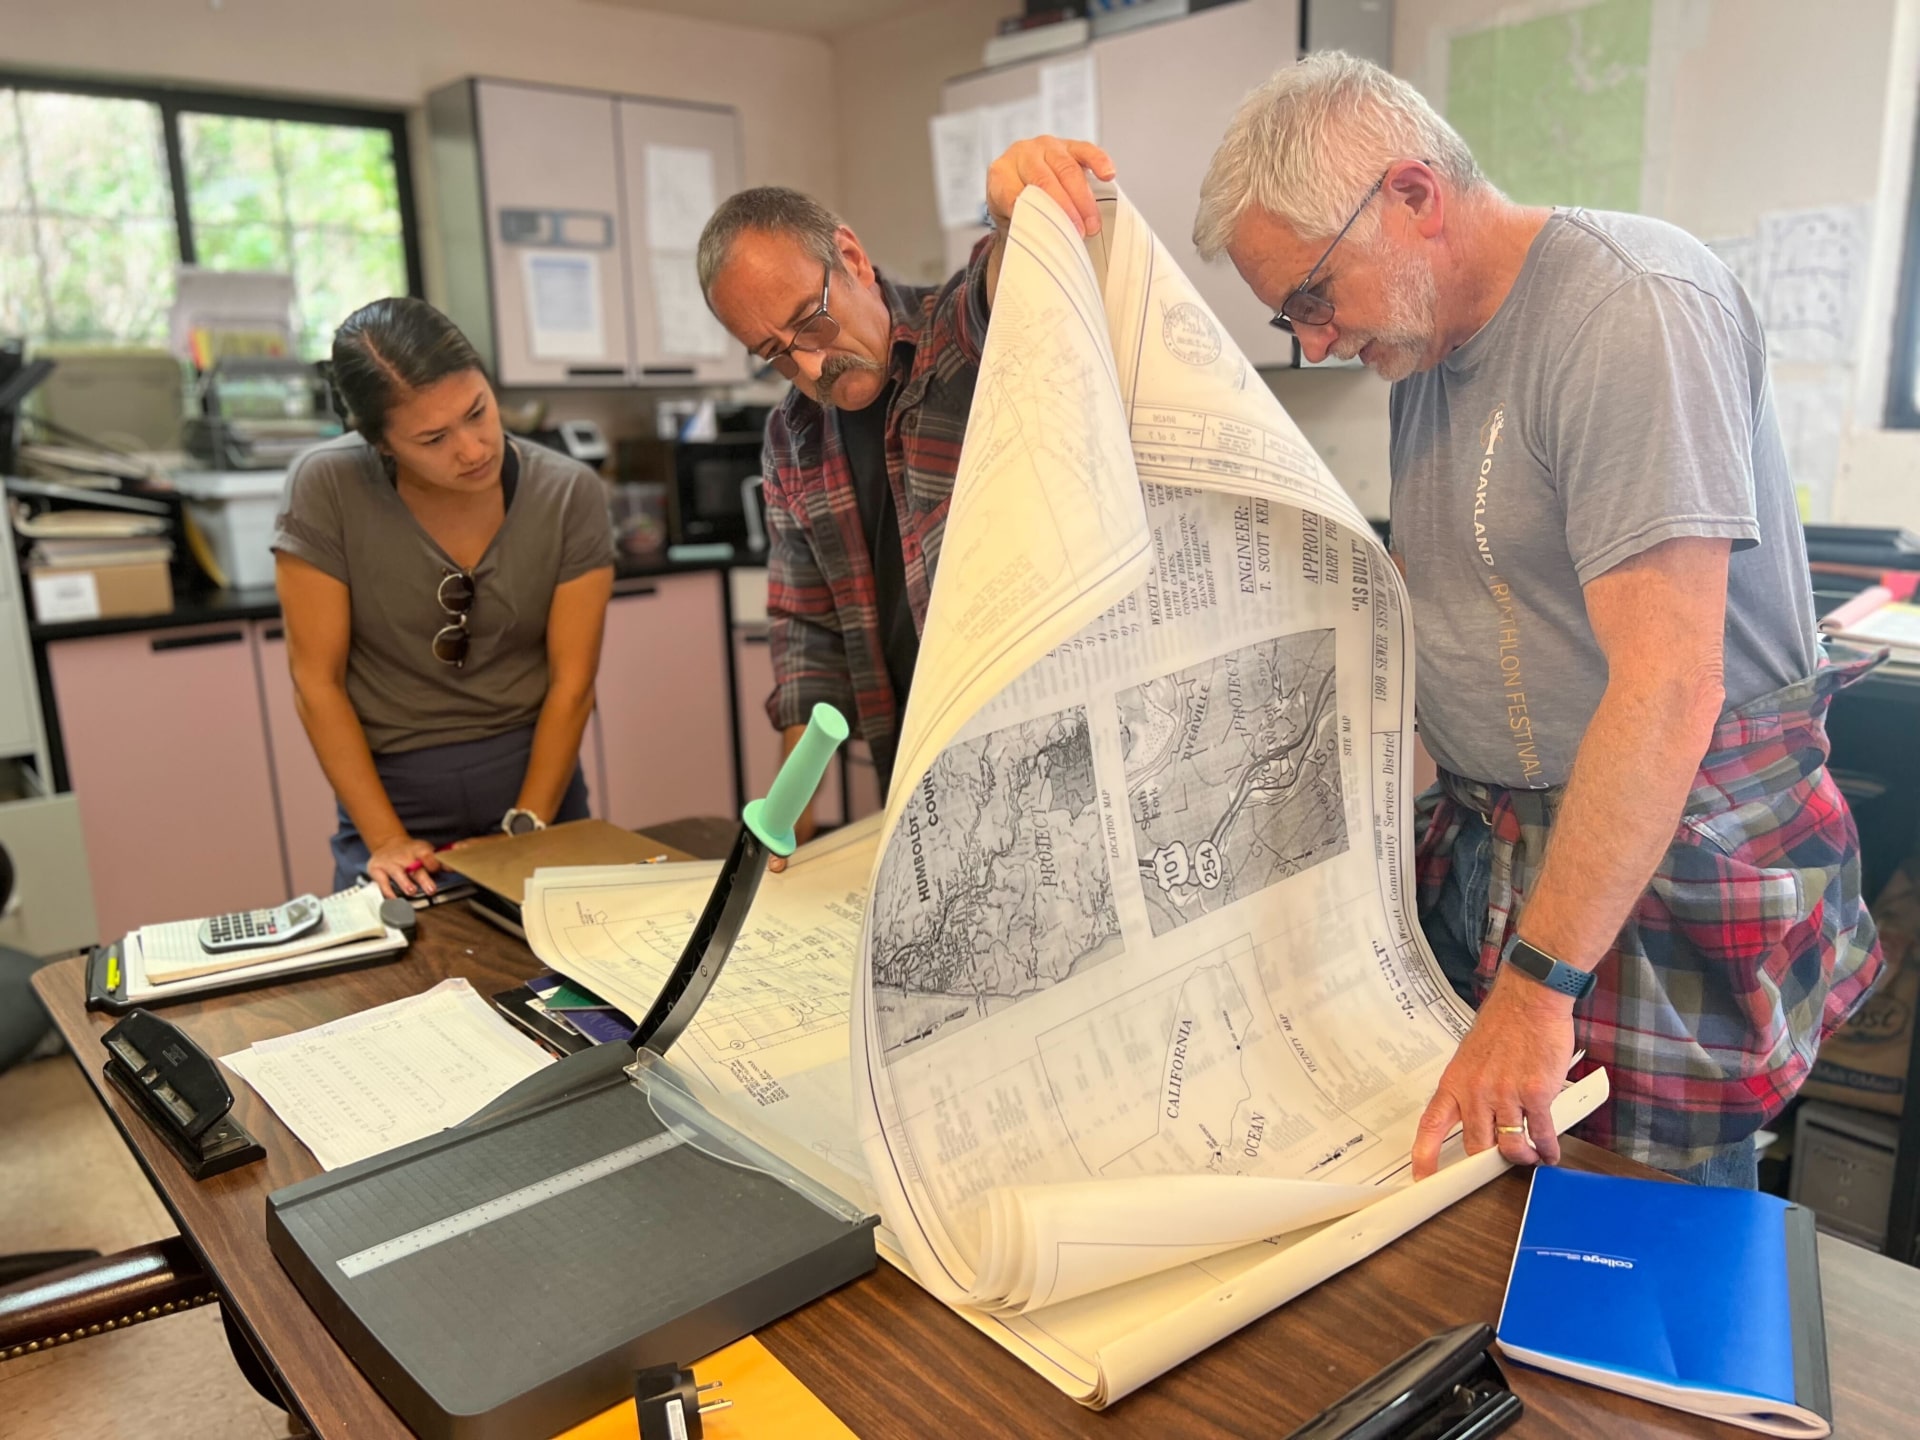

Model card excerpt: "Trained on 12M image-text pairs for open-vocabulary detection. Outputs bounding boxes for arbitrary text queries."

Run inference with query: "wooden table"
[35,906,1920,1439]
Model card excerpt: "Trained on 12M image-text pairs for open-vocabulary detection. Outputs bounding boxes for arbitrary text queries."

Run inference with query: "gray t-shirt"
[271,433,614,755]
[1388,208,1818,789]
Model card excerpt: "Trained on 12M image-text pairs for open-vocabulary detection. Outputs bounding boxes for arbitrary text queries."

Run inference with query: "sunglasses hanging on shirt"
[434,569,475,668]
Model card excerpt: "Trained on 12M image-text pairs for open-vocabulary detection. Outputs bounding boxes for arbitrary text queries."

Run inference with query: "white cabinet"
[471,82,638,386]
[615,97,753,386]
[429,78,748,388]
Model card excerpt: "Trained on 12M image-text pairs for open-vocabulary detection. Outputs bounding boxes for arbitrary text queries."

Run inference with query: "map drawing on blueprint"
[1036,936,1384,1182]
[554,896,861,1067]
[870,706,1122,1055]
[1120,629,1347,936]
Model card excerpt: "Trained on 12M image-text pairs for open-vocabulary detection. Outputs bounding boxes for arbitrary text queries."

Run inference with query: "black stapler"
[1286,1323,1521,1440]
[101,1008,264,1179]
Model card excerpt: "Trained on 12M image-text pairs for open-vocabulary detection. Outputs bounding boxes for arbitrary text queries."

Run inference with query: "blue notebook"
[1498,1167,1831,1437]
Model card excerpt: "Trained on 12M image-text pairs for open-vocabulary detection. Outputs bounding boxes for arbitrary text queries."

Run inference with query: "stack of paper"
[137,885,388,985]
[222,978,554,1170]
[1821,583,1920,661]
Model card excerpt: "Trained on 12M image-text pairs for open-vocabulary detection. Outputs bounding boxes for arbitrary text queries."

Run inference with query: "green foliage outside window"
[0,90,177,347]
[183,114,407,358]
[0,84,411,361]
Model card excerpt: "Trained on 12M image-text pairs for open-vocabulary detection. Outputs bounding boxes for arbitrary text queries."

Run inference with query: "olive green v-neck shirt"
[271,433,613,754]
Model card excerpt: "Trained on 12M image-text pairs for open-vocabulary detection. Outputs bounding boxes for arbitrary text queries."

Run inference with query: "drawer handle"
[641,366,695,377]
[565,366,625,379]
[150,631,245,653]
[740,633,770,646]
[615,584,660,600]
[262,626,285,642]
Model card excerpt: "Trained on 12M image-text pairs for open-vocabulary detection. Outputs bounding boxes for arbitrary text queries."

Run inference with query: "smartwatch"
[1500,933,1596,1000]
[501,808,546,837]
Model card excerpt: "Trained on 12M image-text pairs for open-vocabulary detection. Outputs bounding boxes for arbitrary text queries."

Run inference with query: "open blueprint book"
[520,186,1607,1409]
[848,184,1605,1405]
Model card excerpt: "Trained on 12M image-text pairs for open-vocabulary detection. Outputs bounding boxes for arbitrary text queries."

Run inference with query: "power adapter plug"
[635,1363,731,1439]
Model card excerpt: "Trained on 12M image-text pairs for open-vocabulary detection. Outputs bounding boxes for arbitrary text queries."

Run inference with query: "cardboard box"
[1805,859,1919,1117]
[28,559,173,623]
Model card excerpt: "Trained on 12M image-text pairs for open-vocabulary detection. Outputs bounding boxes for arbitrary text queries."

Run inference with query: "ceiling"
[583,0,937,39]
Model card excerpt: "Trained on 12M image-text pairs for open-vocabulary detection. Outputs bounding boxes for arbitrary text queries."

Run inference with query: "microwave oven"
[671,436,766,552]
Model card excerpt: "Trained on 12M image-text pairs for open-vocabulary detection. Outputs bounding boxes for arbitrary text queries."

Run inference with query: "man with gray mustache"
[698,165,1107,843]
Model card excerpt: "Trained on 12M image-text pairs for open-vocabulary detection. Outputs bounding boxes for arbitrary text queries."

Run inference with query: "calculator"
[198,894,325,953]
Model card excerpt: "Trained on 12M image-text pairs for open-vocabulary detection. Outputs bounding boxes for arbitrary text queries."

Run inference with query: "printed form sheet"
[851,187,1606,1405]
[523,819,883,1203]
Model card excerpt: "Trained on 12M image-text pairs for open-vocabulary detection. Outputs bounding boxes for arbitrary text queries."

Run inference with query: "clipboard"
[86,927,412,1013]
[452,821,690,931]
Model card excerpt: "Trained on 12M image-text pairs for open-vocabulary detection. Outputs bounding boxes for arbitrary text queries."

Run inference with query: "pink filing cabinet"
[594,573,736,829]
[48,625,287,939]
[731,627,843,826]
[253,620,343,897]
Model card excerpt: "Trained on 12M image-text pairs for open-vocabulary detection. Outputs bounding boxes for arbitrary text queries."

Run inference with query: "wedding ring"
[1495,1125,1526,1134]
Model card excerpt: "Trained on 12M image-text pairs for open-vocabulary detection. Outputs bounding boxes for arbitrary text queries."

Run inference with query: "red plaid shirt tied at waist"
[1415,649,1886,1171]
[758,237,995,789]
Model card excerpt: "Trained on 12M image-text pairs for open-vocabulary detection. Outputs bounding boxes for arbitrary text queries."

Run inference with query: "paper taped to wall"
[645,144,718,252]
[522,250,606,362]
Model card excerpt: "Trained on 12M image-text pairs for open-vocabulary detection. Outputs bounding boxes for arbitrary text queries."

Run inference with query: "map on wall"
[1443,0,1654,211]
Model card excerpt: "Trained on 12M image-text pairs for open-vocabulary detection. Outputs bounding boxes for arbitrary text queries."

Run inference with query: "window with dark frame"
[0,73,422,361]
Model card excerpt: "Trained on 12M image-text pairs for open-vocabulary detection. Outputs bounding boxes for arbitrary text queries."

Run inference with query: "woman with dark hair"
[271,296,614,897]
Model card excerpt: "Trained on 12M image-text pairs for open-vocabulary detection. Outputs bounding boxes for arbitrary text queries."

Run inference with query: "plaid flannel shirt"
[759,237,995,789]
[1415,648,1886,1171]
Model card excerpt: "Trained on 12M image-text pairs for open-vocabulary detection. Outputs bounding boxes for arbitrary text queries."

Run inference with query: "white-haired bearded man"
[1167,52,1881,1186]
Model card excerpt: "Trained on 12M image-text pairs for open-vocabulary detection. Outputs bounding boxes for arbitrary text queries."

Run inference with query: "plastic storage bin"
[172,470,287,589]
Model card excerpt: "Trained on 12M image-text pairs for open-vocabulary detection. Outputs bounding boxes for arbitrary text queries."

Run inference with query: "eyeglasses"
[1268,170,1390,335]
[761,262,841,378]
[433,569,475,668]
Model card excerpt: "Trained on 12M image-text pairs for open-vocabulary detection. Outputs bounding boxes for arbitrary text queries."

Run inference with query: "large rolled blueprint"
[851,185,1607,1404]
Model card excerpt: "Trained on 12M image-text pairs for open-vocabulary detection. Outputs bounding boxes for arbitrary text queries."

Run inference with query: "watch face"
[507,812,536,836]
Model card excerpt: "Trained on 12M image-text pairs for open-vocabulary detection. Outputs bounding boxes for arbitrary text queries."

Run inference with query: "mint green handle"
[744,702,850,856]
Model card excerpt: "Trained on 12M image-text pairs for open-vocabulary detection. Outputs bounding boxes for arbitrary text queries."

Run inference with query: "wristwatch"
[1500,933,1596,1000]
[501,807,546,837]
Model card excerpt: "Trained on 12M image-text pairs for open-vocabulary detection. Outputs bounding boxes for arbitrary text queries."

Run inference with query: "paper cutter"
[265,707,874,1440]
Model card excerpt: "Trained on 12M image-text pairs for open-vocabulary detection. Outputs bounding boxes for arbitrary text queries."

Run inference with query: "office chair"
[0,840,221,1361]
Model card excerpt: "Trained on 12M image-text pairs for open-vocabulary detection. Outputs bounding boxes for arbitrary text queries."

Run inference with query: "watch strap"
[1500,934,1596,1000]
